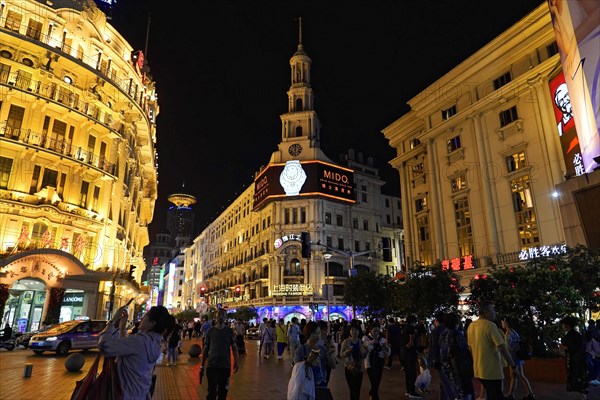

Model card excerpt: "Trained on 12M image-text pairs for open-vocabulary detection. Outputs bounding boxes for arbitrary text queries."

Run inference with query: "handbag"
[71,352,123,400]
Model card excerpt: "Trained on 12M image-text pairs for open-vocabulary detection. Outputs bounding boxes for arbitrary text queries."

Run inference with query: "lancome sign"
[253,160,355,210]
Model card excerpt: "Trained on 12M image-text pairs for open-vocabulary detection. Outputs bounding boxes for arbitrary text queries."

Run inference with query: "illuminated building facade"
[382,4,598,285]
[184,31,403,322]
[0,0,158,330]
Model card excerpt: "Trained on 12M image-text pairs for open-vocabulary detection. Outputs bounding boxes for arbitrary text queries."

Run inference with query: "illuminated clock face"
[288,144,303,156]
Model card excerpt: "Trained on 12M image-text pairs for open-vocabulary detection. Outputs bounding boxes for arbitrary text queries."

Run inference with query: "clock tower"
[270,18,332,164]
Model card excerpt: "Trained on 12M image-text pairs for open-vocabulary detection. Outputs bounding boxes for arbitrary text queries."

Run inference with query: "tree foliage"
[467,245,600,355]
[228,306,258,322]
[343,269,393,319]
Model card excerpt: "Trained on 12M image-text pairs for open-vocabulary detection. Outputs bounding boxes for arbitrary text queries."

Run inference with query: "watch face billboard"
[253,160,355,210]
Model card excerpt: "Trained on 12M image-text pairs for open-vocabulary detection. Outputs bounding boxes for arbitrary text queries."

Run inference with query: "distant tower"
[166,183,196,247]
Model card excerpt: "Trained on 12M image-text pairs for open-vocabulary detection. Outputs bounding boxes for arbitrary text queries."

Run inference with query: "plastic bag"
[415,368,432,391]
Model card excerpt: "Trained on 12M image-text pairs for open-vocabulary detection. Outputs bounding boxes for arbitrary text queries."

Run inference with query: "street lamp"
[324,252,332,322]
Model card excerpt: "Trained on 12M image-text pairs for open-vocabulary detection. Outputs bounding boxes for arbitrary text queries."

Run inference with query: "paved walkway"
[1,338,599,399]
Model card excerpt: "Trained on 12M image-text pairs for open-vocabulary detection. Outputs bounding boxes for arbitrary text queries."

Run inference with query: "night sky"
[110,0,543,238]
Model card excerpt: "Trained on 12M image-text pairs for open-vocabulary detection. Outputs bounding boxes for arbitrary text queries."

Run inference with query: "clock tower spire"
[272,17,329,164]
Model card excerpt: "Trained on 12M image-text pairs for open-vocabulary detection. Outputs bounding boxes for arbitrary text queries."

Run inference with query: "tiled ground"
[1,338,597,399]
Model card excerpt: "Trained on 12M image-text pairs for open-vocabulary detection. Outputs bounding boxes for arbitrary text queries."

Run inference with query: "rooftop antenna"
[144,13,151,57]
[298,17,302,47]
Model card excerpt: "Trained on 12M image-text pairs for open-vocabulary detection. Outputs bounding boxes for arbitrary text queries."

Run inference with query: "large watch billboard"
[253,160,355,210]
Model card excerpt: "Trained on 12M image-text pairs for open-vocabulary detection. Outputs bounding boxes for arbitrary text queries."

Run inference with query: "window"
[447,135,461,153]
[326,236,332,248]
[300,207,306,223]
[442,105,457,121]
[493,71,512,90]
[506,151,526,172]
[41,168,58,189]
[91,186,100,212]
[410,138,421,149]
[80,181,90,208]
[0,156,13,189]
[336,214,343,226]
[26,19,42,40]
[292,208,298,224]
[337,238,344,250]
[354,240,360,252]
[454,197,474,256]
[29,165,41,194]
[325,212,332,225]
[451,172,467,192]
[385,198,390,208]
[547,42,559,58]
[363,220,369,231]
[499,106,519,127]
[417,215,432,265]
[386,215,391,224]
[0,62,10,84]
[365,242,370,251]
[284,208,290,225]
[5,10,22,32]
[415,196,427,212]
[353,218,358,229]
[511,175,540,247]
[6,105,25,138]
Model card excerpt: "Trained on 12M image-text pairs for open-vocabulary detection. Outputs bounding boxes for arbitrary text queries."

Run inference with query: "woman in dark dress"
[560,316,588,397]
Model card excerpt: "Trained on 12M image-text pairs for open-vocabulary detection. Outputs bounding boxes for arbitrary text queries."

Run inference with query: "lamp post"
[324,252,332,322]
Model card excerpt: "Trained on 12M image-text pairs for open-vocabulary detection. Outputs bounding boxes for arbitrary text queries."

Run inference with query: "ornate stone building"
[0,0,158,330]
[381,4,598,288]
[184,31,403,322]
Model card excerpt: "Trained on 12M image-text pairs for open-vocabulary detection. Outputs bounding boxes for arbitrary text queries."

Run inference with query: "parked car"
[29,320,107,355]
[15,324,54,349]
[246,326,261,340]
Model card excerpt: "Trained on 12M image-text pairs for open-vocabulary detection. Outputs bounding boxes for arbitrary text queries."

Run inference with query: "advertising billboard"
[548,0,600,172]
[549,72,584,176]
[253,160,355,210]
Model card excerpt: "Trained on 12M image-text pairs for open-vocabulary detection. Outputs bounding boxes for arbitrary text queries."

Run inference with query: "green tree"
[394,262,462,318]
[343,270,394,319]
[467,245,600,356]
[173,309,199,322]
[228,306,258,322]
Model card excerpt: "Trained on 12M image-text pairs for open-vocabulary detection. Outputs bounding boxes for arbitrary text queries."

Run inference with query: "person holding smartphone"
[99,302,175,400]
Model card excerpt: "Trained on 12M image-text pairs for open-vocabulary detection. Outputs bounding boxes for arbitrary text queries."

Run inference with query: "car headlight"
[46,337,58,341]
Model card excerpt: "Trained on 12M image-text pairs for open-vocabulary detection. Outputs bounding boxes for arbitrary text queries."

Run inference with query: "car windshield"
[43,321,80,334]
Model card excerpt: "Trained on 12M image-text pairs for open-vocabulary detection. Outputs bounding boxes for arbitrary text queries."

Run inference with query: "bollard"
[23,363,33,378]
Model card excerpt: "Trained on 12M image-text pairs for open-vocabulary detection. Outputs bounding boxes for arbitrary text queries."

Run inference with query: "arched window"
[289,258,301,276]
[262,265,269,279]
[328,262,344,277]
[295,126,302,137]
[295,98,303,111]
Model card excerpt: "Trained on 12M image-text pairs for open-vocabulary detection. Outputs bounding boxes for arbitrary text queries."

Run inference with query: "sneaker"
[172,362,176,366]
[278,355,283,360]
[408,393,423,399]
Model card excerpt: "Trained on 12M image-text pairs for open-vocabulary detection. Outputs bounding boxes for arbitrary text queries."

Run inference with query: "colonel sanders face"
[554,83,572,122]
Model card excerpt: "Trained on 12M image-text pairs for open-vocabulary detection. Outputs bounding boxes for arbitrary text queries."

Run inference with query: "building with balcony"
[0,0,158,331]
[184,30,403,323]
[381,4,599,287]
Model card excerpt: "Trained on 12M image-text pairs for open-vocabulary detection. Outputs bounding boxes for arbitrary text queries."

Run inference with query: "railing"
[0,15,150,111]
[0,121,116,176]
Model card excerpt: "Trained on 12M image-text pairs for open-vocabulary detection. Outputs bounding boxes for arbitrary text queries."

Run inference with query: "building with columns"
[184,29,403,322]
[381,4,598,287]
[0,0,158,331]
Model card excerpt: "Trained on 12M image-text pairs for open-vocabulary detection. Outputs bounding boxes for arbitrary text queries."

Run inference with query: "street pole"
[324,253,332,323]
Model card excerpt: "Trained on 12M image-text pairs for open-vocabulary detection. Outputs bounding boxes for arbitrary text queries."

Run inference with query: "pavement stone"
[1,338,600,399]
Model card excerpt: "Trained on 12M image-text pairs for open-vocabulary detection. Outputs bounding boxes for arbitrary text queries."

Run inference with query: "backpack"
[516,339,532,360]
[368,336,384,367]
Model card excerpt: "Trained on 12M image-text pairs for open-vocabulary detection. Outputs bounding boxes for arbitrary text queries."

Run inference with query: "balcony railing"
[0,15,150,112]
[0,121,116,176]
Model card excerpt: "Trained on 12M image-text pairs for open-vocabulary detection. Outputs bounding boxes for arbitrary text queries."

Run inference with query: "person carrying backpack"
[501,317,536,400]
[363,325,390,400]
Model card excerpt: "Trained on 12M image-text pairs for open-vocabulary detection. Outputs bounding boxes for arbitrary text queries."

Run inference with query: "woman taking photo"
[99,304,175,400]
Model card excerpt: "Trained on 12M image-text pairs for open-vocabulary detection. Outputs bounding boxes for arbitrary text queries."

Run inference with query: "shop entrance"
[2,279,46,333]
